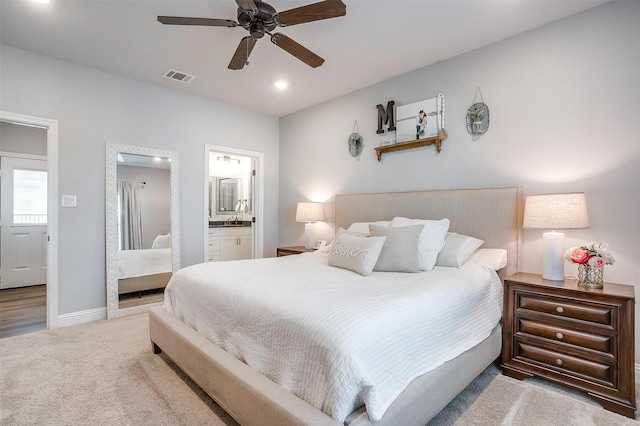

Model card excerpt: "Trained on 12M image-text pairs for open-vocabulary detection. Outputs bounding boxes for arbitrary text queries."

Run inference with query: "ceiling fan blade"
[158,16,238,27]
[270,33,324,68]
[274,0,346,27]
[235,0,258,14]
[228,36,257,70]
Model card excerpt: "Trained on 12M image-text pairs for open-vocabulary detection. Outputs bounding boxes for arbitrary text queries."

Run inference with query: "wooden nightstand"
[276,246,316,257]
[501,272,636,418]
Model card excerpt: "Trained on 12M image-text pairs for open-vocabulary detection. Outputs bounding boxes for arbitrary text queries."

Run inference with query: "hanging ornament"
[348,120,363,158]
[466,87,490,135]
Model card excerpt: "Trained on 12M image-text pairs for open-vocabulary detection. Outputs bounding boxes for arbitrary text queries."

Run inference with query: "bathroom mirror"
[217,178,241,214]
[106,144,180,319]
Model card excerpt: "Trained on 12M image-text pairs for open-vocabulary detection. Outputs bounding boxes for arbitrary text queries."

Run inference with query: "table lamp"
[523,193,589,280]
[296,202,324,249]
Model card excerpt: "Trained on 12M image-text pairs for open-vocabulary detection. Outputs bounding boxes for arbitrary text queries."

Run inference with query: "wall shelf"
[374,135,443,162]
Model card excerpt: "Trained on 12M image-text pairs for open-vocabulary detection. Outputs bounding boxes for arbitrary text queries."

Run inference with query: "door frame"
[0,111,59,329]
[204,144,264,262]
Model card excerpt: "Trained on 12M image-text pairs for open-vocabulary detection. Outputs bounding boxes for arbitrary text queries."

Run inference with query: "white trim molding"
[635,363,640,385]
[57,307,107,328]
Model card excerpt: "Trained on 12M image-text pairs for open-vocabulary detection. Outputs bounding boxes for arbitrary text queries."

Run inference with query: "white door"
[0,157,48,289]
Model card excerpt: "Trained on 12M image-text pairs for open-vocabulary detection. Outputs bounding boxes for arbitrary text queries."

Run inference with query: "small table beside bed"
[149,186,523,425]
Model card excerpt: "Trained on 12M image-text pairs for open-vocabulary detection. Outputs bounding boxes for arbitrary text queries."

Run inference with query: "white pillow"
[151,233,171,249]
[317,240,334,254]
[328,233,386,276]
[369,224,423,272]
[390,217,450,271]
[436,232,485,267]
[346,221,391,236]
[466,248,508,271]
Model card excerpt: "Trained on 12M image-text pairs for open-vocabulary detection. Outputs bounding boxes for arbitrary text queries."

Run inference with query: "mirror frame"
[105,143,180,319]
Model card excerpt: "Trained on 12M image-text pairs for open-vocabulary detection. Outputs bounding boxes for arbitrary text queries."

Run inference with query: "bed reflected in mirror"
[106,144,180,318]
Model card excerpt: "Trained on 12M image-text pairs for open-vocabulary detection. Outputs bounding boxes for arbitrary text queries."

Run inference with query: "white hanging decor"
[348,120,363,158]
[466,87,490,135]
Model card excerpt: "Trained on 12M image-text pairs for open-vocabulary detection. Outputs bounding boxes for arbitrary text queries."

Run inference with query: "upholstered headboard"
[334,186,523,279]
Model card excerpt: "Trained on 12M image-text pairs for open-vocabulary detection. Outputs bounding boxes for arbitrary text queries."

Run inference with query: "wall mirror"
[106,144,180,319]
[217,178,240,214]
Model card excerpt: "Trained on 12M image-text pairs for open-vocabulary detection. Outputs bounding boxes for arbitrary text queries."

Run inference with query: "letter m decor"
[376,101,396,134]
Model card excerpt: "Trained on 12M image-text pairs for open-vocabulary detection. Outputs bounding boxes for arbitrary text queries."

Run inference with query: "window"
[13,168,47,225]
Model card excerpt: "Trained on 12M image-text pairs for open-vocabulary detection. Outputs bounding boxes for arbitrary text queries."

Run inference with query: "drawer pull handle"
[556,332,564,340]
[556,307,564,313]
[556,358,563,366]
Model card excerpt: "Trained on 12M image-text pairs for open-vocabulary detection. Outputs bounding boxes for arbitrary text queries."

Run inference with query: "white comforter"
[164,252,502,423]
[118,248,172,279]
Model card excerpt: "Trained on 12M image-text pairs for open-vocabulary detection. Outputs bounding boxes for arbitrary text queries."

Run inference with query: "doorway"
[0,111,59,333]
[204,144,264,262]
[0,156,48,289]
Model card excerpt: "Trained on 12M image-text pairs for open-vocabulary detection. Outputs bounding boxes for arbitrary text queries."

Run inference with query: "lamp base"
[304,222,315,250]
[542,231,565,281]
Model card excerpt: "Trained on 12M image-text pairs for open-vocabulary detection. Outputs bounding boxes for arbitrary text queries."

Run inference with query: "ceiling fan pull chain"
[246,38,250,66]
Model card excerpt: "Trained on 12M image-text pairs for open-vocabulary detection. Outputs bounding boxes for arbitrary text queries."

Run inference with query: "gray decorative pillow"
[390,217,450,271]
[328,233,386,276]
[369,224,423,272]
[436,232,485,267]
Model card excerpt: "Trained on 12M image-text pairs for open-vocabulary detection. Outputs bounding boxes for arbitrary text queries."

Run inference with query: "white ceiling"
[1,0,608,117]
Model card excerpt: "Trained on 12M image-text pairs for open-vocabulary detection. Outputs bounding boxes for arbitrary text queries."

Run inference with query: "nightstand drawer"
[515,341,615,387]
[517,293,614,326]
[517,318,614,355]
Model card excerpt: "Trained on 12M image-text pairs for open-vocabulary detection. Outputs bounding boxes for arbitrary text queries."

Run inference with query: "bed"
[149,186,523,425]
[117,247,172,294]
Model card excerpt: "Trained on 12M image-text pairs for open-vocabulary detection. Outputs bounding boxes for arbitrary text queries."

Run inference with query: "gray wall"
[279,2,639,355]
[1,44,280,315]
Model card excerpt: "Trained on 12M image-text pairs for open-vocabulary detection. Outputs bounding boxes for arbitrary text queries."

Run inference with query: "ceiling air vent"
[163,69,195,84]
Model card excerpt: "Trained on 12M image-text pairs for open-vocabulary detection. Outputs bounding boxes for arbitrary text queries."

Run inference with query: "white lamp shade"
[296,202,324,223]
[523,193,589,230]
[523,193,589,281]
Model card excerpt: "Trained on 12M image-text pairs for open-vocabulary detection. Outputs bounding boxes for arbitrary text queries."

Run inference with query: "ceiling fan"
[158,0,347,70]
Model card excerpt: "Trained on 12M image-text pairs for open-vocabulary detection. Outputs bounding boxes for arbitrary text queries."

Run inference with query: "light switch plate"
[61,194,77,207]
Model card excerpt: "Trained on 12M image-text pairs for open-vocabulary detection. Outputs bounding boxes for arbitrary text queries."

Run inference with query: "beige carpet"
[0,313,638,426]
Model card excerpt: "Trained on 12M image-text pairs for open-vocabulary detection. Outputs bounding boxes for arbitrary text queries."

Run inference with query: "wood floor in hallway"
[0,284,46,339]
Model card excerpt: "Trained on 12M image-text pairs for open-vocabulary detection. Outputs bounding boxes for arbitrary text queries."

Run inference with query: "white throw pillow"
[328,233,386,276]
[436,232,485,268]
[466,248,508,271]
[390,217,450,271]
[369,224,423,272]
[346,221,391,236]
[151,233,171,249]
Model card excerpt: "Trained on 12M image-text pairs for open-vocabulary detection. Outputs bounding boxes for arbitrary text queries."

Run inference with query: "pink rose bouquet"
[564,242,614,266]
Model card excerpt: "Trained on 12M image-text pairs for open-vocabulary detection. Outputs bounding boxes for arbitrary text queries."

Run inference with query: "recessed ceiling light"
[33,0,51,4]
[275,80,288,90]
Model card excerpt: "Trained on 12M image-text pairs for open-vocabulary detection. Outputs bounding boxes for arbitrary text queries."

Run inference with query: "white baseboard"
[57,307,106,328]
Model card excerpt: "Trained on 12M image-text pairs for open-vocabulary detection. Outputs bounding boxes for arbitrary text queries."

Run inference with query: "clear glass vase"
[578,264,604,289]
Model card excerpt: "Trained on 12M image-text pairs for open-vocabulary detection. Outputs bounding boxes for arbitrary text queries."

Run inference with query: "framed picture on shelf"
[395,97,438,143]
